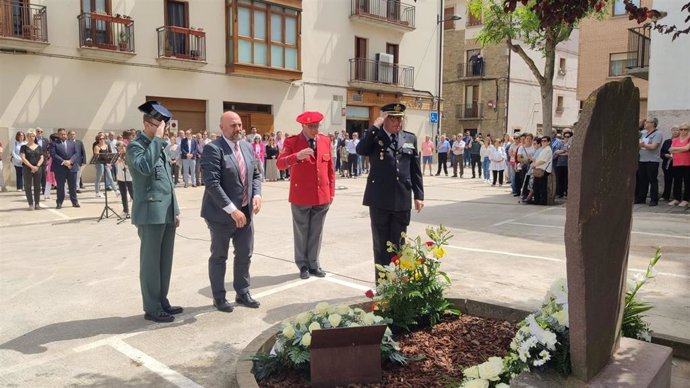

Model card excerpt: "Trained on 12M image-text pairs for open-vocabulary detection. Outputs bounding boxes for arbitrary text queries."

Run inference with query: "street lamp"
[436,10,462,141]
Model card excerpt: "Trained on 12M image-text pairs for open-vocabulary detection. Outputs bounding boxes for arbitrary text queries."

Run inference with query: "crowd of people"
[2,118,688,212]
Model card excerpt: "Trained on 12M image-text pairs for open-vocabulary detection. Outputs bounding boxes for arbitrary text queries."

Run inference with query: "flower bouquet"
[366,225,459,332]
[252,302,405,380]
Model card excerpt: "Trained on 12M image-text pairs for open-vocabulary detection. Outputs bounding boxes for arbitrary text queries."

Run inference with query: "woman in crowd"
[19,129,44,209]
[168,134,180,185]
[252,135,265,180]
[489,138,507,186]
[264,137,280,181]
[503,134,513,184]
[93,133,117,198]
[339,137,351,178]
[114,141,134,217]
[12,131,26,191]
[554,129,572,199]
[509,134,521,195]
[531,136,553,205]
[660,126,678,202]
[668,123,690,208]
[480,137,491,183]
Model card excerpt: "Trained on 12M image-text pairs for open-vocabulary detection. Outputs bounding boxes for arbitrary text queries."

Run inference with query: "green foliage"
[622,248,661,341]
[369,226,458,333]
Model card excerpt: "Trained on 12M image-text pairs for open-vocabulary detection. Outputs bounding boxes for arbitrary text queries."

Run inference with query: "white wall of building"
[507,29,580,135]
[647,0,690,132]
[1,0,441,182]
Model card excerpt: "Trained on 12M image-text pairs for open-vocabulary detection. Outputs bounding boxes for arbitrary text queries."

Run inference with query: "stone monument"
[514,78,672,387]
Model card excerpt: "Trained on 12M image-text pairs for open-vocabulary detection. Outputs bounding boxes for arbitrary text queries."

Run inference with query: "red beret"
[296,111,324,125]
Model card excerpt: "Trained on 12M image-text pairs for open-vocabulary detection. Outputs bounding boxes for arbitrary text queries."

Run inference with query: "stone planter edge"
[233,297,689,387]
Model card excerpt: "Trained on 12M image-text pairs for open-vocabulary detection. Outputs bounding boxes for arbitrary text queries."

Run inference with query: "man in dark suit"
[50,128,81,209]
[127,101,183,323]
[356,103,424,282]
[180,130,198,187]
[68,130,87,193]
[200,110,262,312]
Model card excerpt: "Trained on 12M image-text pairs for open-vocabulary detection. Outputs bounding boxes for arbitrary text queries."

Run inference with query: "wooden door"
[355,37,367,81]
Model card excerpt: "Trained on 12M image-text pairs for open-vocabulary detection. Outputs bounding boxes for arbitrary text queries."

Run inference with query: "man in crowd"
[347,132,360,177]
[356,103,424,281]
[451,134,465,178]
[635,117,664,206]
[50,128,81,209]
[277,111,335,279]
[200,111,262,313]
[463,130,473,167]
[68,130,87,194]
[246,126,260,143]
[127,101,182,323]
[435,134,450,176]
[470,133,483,178]
[180,129,198,187]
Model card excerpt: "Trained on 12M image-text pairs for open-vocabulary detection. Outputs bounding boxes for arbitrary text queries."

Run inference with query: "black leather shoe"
[309,268,326,278]
[56,203,62,209]
[73,202,81,208]
[163,305,184,315]
[649,202,658,207]
[144,311,174,323]
[213,298,234,312]
[235,292,260,308]
[300,267,310,279]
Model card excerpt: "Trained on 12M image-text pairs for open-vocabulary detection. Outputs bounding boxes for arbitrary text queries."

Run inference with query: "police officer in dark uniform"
[356,103,424,282]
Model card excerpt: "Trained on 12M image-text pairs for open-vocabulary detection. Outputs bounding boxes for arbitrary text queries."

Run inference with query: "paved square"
[1,175,688,387]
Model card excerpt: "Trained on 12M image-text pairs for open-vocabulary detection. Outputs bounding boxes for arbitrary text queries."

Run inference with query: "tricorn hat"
[138,101,172,122]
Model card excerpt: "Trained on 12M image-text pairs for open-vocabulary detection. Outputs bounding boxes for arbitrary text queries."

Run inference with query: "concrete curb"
[234,298,689,387]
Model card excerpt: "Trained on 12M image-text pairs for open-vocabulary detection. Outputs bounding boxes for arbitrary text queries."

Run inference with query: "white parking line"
[322,274,372,291]
[110,339,204,388]
[507,221,690,240]
[45,208,71,220]
[445,245,690,280]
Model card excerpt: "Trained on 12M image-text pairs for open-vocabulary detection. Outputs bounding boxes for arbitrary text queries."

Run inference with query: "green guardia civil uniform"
[126,133,180,315]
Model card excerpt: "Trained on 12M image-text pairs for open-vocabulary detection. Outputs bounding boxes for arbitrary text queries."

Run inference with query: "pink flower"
[425,241,434,247]
[365,289,374,299]
[391,255,399,265]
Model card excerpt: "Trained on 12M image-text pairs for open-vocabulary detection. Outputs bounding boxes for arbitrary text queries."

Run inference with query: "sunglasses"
[680,128,689,131]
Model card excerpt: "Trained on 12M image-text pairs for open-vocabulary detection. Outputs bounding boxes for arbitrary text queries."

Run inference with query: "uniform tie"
[308,138,316,151]
[235,143,248,207]
[390,133,398,150]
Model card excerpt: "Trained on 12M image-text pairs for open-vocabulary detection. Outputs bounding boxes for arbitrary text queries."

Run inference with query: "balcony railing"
[351,0,415,29]
[0,1,48,42]
[156,26,206,61]
[608,51,638,77]
[457,62,485,78]
[78,12,134,52]
[349,57,414,88]
[628,25,650,69]
[456,102,481,119]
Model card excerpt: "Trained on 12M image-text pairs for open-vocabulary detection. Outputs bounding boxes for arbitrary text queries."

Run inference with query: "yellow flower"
[399,256,416,271]
[301,333,312,346]
[336,304,350,315]
[432,247,446,259]
[282,325,295,339]
[295,312,312,325]
[308,321,321,332]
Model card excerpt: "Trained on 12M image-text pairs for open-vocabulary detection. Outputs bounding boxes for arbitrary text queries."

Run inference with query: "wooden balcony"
[156,25,207,69]
[349,57,414,91]
[77,12,135,61]
[0,1,49,52]
[350,0,415,32]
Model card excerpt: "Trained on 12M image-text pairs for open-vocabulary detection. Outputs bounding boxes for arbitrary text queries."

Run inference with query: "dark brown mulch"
[259,314,517,387]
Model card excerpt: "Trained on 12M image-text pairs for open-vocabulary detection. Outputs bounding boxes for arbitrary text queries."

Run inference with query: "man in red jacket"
[277,111,335,279]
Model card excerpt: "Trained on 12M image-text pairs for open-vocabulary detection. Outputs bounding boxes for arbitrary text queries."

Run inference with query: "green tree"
[469,0,605,135]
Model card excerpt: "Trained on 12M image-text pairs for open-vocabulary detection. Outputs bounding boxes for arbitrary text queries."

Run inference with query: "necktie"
[391,133,398,150]
[308,138,316,151]
[235,143,248,207]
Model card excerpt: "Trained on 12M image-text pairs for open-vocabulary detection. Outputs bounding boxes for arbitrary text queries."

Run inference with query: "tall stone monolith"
[565,77,640,381]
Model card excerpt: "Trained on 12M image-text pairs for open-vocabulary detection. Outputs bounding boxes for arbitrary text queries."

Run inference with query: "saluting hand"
[155,120,166,138]
[374,117,384,128]
[296,147,314,160]
[231,209,247,228]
